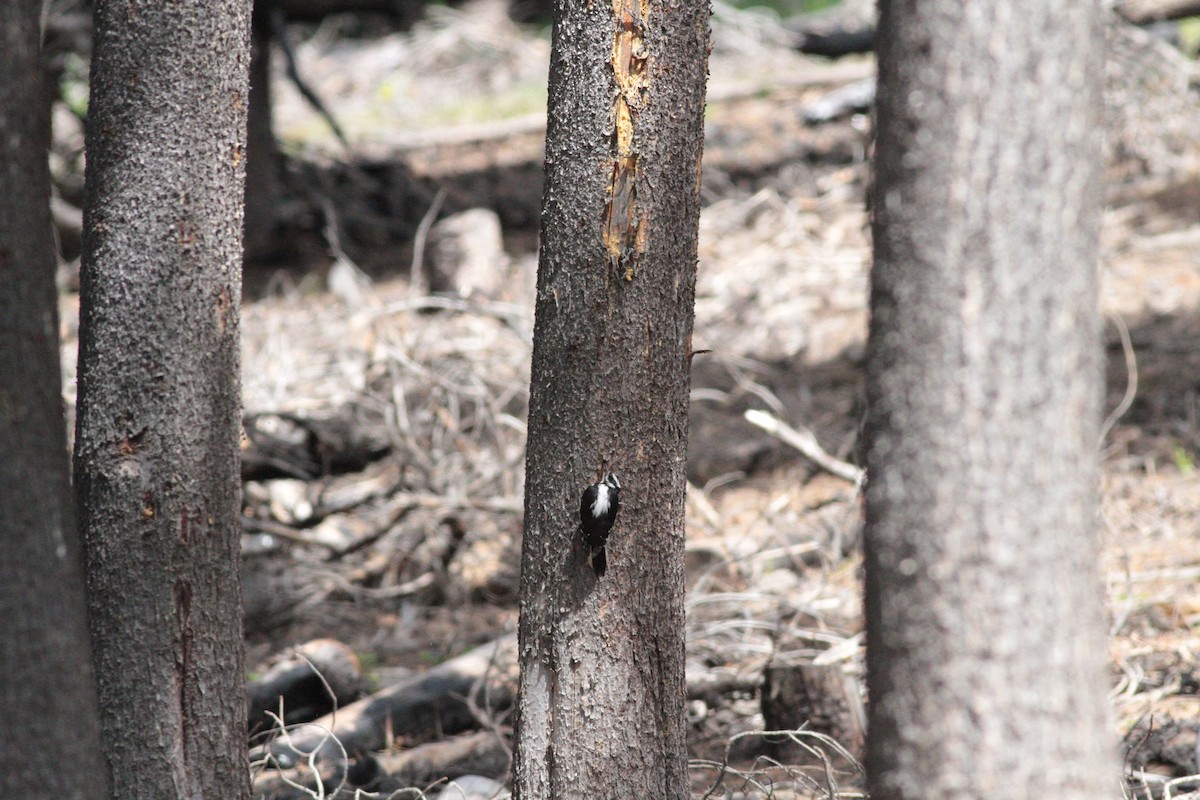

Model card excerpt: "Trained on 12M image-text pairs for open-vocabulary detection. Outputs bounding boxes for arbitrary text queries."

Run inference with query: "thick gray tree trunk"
[512,0,710,797]
[865,1,1116,798]
[74,2,252,798]
[0,4,107,798]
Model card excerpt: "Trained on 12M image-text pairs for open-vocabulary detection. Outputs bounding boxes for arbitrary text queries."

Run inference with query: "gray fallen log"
[253,634,518,767]
[248,639,364,733]
[251,731,510,800]
[250,627,778,780]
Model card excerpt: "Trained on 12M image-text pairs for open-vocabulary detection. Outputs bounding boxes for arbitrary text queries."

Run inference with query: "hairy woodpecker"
[580,469,621,578]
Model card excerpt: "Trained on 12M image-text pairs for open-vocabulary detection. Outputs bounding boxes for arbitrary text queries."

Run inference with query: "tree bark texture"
[0,4,107,798]
[75,2,252,798]
[513,0,710,797]
[865,2,1116,798]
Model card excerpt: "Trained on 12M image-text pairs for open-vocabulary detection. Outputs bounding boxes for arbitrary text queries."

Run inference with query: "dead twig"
[270,7,349,150]
[692,727,865,800]
[1101,311,1138,448]
[745,409,864,484]
[410,187,449,296]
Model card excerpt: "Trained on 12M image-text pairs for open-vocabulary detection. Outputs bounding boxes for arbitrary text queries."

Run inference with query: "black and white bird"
[580,469,621,578]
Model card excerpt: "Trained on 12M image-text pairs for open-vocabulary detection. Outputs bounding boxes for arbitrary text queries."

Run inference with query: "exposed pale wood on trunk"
[512,0,711,795]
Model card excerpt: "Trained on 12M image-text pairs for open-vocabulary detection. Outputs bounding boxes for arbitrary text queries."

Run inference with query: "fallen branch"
[248,639,364,733]
[1115,0,1200,23]
[252,731,510,800]
[251,630,767,773]
[242,515,337,550]
[242,487,519,557]
[743,409,863,485]
[242,408,392,481]
[370,731,510,792]
[252,635,519,767]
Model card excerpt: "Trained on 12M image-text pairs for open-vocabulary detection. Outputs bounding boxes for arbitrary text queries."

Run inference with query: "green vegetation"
[356,650,380,692]
[1178,17,1200,56]
[278,78,547,149]
[60,52,90,118]
[1172,444,1195,476]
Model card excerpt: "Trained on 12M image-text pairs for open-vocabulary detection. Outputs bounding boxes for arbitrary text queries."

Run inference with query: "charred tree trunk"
[75,2,252,798]
[511,0,705,796]
[244,13,283,262]
[512,0,710,797]
[865,1,1116,798]
[0,4,106,797]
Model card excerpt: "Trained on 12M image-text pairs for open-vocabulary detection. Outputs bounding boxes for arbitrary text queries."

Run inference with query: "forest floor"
[54,4,1200,798]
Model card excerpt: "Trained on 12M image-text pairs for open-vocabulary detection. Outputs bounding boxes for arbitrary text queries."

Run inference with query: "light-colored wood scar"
[602,0,651,279]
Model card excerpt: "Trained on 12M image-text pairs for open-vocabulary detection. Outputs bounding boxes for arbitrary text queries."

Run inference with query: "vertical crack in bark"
[602,0,651,279]
[216,284,233,335]
[173,576,194,781]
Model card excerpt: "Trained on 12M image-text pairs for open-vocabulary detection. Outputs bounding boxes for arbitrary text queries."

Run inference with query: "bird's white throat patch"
[591,484,612,517]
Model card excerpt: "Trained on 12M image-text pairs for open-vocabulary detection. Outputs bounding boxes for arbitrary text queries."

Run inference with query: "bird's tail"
[588,544,607,578]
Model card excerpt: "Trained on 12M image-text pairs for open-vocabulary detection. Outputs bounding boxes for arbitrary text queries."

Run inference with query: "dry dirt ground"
[55,4,1200,798]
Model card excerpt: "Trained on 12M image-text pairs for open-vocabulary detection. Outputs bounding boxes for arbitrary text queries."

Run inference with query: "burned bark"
[75,2,252,798]
[0,4,106,797]
[512,0,711,796]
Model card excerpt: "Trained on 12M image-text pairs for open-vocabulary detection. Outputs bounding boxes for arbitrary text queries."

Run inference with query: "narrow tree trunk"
[865,2,1116,798]
[0,4,106,797]
[75,2,252,798]
[513,0,710,797]
[244,12,282,262]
